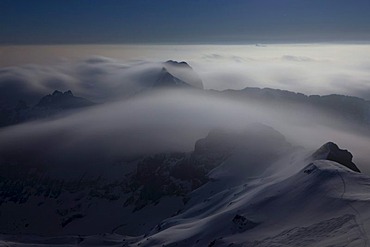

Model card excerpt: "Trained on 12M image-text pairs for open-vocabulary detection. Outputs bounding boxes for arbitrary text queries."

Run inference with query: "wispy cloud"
[1,44,370,174]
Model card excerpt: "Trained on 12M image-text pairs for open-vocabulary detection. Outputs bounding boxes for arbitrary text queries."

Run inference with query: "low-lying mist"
[1,88,370,176]
[1,44,370,176]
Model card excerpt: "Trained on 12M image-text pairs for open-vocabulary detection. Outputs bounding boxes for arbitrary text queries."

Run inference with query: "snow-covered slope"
[0,124,286,237]
[138,152,369,247]
[1,125,370,246]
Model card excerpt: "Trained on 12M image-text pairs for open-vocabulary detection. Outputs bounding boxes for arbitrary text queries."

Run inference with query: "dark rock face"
[311,142,361,173]
[36,90,94,109]
[164,60,192,69]
[194,124,290,158]
[121,125,290,212]
[126,149,228,211]
[154,68,191,88]
[0,90,94,127]
[163,60,204,89]
[0,100,30,127]
[223,87,370,126]
[232,214,259,232]
[194,129,236,158]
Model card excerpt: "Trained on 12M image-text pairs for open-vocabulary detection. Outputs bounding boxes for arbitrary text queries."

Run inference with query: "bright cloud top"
[1,44,370,100]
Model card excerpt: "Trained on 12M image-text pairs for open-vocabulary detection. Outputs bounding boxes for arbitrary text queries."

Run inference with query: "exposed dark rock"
[15,100,29,111]
[222,87,370,126]
[194,124,289,158]
[126,152,214,211]
[36,90,94,109]
[163,60,204,89]
[311,142,360,173]
[165,60,191,68]
[232,214,259,232]
[154,68,191,88]
[61,214,85,228]
[0,90,95,127]
[194,129,236,158]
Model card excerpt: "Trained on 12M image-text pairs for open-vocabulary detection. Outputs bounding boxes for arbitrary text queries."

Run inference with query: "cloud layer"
[2,44,370,100]
[1,44,370,175]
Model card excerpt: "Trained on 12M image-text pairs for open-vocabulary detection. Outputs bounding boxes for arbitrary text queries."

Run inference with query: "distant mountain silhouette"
[154,68,192,88]
[220,87,370,126]
[163,60,204,89]
[36,90,94,109]
[0,90,94,127]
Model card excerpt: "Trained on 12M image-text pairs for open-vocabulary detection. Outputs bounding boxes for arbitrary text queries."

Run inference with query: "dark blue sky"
[1,0,370,44]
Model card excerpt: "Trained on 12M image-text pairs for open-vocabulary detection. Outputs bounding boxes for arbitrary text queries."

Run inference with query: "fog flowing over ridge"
[2,44,370,99]
[1,54,370,174]
[3,46,370,245]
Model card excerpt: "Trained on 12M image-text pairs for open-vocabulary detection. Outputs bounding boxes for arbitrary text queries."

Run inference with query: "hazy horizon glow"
[1,44,370,99]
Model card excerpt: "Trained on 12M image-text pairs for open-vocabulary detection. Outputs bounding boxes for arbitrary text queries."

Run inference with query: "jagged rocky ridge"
[1,61,370,129]
[0,60,205,128]
[36,90,94,109]
[154,68,191,88]
[163,60,204,89]
[221,87,370,126]
[0,90,94,127]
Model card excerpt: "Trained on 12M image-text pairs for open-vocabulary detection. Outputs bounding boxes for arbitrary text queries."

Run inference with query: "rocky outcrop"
[232,214,259,232]
[311,142,360,172]
[222,87,370,126]
[163,60,204,89]
[36,90,94,109]
[154,68,191,88]
[0,90,94,127]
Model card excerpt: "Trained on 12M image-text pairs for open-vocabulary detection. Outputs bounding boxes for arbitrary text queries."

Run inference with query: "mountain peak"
[154,67,191,88]
[311,142,360,172]
[163,60,204,89]
[64,90,73,96]
[164,60,191,68]
[36,90,93,109]
[51,90,73,97]
[52,90,62,96]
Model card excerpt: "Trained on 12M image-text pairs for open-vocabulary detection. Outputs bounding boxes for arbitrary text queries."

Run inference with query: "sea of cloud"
[1,44,370,99]
[1,44,370,175]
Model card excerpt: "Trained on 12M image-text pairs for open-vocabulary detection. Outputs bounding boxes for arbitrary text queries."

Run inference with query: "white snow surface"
[2,145,370,246]
[134,159,370,247]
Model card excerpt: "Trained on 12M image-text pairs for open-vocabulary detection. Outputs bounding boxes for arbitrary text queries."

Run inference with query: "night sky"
[1,0,370,44]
